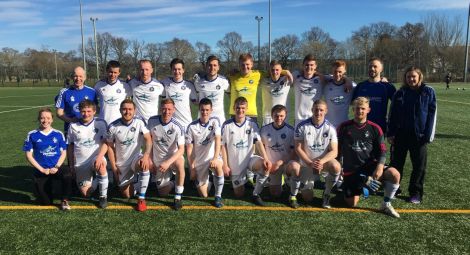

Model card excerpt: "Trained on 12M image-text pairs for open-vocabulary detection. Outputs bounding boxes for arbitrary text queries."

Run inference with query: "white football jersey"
[129,78,165,122]
[194,74,230,123]
[294,119,337,165]
[161,78,197,129]
[95,79,132,125]
[107,117,149,167]
[293,71,323,125]
[324,77,356,127]
[147,116,185,163]
[221,117,260,175]
[67,118,107,166]
[260,122,295,163]
[261,76,291,125]
[185,117,221,168]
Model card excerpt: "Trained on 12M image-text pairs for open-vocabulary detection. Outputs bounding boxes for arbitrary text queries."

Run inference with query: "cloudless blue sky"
[0,0,467,53]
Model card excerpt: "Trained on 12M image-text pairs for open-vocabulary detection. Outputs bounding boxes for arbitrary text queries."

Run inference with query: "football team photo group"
[24,53,437,219]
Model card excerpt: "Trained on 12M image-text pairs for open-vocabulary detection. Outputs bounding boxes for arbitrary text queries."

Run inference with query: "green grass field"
[0,83,469,254]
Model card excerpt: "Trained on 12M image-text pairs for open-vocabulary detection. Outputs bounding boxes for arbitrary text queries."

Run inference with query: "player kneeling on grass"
[67,100,109,208]
[260,104,295,198]
[287,99,341,209]
[23,108,72,210]
[221,97,272,206]
[147,98,186,210]
[100,99,152,212]
[186,98,225,207]
[337,97,401,218]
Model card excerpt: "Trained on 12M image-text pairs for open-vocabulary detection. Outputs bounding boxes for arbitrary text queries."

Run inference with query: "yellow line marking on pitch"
[0,205,469,214]
[437,99,470,106]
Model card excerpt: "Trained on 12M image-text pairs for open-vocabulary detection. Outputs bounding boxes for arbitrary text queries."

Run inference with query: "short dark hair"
[78,99,96,111]
[199,98,213,108]
[369,57,383,65]
[170,58,185,69]
[138,59,153,67]
[206,55,220,65]
[303,54,316,64]
[239,53,253,62]
[271,104,287,115]
[106,60,120,70]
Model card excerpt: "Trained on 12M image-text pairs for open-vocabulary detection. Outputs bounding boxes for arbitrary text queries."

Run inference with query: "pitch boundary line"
[0,94,56,99]
[0,205,469,214]
[0,104,53,114]
[437,99,470,106]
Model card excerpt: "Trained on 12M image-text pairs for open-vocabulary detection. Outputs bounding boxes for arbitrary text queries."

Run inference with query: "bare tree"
[111,36,129,64]
[301,27,337,70]
[195,41,212,69]
[217,32,245,69]
[144,42,164,77]
[129,39,146,68]
[272,34,300,67]
[1,47,20,82]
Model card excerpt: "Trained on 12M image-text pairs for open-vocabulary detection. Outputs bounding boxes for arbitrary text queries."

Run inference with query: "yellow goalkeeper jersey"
[229,70,262,116]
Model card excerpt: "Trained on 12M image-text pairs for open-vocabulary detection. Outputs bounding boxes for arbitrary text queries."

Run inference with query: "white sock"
[324,173,339,196]
[253,174,268,196]
[138,171,150,199]
[175,185,184,200]
[290,176,301,196]
[214,175,224,198]
[384,181,400,202]
[98,174,108,198]
[91,177,98,193]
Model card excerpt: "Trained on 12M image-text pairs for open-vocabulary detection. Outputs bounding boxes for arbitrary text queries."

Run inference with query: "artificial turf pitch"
[0,84,469,254]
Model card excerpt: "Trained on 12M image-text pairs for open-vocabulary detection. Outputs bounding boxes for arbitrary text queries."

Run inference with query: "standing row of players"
[24,53,436,217]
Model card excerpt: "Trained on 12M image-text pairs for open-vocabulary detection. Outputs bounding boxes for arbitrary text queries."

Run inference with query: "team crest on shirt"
[365,131,370,138]
[323,132,328,138]
[37,139,42,143]
[280,81,285,85]
[181,85,186,90]
[53,137,58,143]
[314,79,319,84]
[71,96,75,102]
[281,133,286,139]
[149,87,154,92]
[249,80,254,84]
[85,96,89,100]
[208,126,213,131]
[216,85,221,90]
[167,129,173,135]
[267,133,271,137]
[246,130,251,134]
[117,89,121,93]
[94,128,99,133]
[130,127,136,132]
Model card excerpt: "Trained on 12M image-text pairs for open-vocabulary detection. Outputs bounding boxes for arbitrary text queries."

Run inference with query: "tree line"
[0,13,464,85]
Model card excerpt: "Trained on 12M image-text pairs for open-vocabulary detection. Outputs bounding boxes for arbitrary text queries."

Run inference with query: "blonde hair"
[403,66,424,87]
[352,97,369,107]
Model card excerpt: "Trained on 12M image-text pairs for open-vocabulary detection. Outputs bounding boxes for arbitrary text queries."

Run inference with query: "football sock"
[253,174,268,196]
[384,181,400,202]
[138,171,150,199]
[214,175,224,198]
[324,173,339,196]
[90,177,99,194]
[98,174,108,198]
[290,176,301,196]
[207,181,213,194]
[175,185,184,200]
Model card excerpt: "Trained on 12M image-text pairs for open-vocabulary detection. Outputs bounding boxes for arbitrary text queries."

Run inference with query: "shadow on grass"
[435,133,470,140]
[0,166,36,204]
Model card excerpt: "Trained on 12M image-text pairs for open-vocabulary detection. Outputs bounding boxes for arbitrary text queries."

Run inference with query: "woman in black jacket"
[387,66,437,204]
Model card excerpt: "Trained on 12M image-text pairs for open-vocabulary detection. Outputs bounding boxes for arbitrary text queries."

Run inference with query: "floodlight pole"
[255,16,263,69]
[464,2,470,83]
[90,17,99,81]
[53,49,58,82]
[268,0,271,64]
[79,0,86,72]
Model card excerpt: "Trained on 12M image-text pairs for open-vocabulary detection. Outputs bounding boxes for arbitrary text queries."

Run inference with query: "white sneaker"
[380,202,400,218]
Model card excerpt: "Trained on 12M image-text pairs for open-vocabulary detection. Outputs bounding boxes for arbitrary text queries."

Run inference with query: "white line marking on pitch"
[437,99,470,106]
[0,94,56,99]
[0,105,48,108]
[0,104,53,114]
